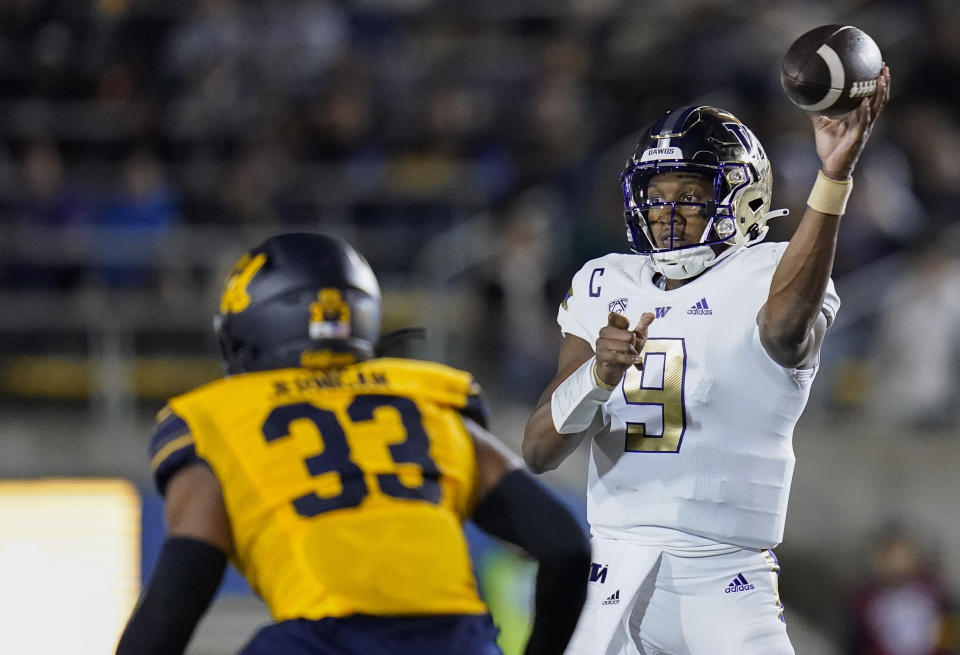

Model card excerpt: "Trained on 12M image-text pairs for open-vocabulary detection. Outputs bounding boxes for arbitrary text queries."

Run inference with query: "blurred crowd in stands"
[3,4,960,652]
[1,0,960,424]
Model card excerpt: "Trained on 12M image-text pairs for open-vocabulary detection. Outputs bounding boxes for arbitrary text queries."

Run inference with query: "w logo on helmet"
[723,121,765,160]
[309,289,352,339]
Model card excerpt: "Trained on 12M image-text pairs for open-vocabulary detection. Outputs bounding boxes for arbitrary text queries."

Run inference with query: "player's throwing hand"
[595,312,655,387]
[811,65,890,180]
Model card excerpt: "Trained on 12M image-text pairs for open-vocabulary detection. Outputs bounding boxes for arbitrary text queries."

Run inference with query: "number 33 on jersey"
[148,358,491,621]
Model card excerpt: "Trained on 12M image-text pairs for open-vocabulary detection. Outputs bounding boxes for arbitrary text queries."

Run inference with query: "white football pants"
[565,536,794,655]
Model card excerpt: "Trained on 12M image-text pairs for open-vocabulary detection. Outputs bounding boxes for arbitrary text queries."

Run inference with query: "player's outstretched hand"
[595,312,655,388]
[812,64,890,180]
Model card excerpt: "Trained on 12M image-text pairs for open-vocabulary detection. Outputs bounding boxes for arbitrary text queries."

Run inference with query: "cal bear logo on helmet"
[309,289,352,339]
[214,233,382,375]
[219,252,267,315]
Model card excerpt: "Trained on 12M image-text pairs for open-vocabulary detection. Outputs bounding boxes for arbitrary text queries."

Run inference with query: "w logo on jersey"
[608,297,628,313]
[687,298,712,316]
[589,563,608,584]
[654,306,671,318]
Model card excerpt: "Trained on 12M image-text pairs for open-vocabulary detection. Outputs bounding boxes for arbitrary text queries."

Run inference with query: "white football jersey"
[557,242,840,549]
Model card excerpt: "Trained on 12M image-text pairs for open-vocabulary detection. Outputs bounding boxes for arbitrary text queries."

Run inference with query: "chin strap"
[650,245,717,280]
[653,207,791,280]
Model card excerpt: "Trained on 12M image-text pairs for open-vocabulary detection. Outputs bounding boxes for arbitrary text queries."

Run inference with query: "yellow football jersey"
[149,358,489,621]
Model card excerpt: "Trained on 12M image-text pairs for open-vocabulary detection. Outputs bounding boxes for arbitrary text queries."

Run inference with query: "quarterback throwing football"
[522,67,890,654]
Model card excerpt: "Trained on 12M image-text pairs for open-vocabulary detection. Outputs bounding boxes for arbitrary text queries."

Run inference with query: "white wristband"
[551,356,616,434]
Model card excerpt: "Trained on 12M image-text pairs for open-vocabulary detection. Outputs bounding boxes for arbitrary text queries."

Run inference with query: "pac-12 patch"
[608,298,628,313]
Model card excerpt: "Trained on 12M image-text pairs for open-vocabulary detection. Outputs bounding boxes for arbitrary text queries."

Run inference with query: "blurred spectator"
[1,140,92,290]
[162,0,250,143]
[846,524,958,655]
[256,0,348,95]
[218,139,297,231]
[306,81,380,160]
[481,188,565,399]
[1,4,960,653]
[519,36,593,178]
[832,143,922,278]
[92,147,180,288]
[863,241,960,431]
[16,140,88,227]
[895,104,960,235]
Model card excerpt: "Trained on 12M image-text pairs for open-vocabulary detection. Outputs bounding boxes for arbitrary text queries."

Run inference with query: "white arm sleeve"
[551,356,614,434]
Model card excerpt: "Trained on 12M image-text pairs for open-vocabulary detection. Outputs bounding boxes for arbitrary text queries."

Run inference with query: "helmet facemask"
[620,106,788,280]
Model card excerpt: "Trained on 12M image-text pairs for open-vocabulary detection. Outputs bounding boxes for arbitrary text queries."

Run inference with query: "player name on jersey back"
[156,358,489,620]
[268,366,389,396]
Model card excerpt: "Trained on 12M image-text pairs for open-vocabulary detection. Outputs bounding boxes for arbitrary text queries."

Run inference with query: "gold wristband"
[806,170,853,216]
[592,361,617,391]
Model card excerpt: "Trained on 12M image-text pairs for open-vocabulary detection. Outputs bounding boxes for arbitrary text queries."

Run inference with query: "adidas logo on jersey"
[602,589,621,605]
[724,573,755,593]
[687,298,712,315]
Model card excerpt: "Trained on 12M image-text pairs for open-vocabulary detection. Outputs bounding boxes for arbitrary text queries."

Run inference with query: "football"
[780,25,883,116]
